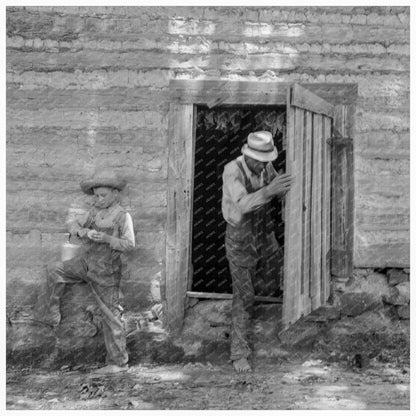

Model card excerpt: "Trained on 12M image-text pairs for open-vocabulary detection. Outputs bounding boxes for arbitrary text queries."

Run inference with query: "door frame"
[166,80,357,333]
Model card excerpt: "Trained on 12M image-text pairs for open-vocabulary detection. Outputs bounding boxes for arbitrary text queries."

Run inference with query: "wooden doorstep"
[186,291,283,304]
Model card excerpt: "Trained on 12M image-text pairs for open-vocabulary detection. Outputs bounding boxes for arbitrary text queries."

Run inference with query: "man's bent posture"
[222,131,294,373]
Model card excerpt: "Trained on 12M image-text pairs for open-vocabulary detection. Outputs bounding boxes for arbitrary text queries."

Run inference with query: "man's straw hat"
[241,131,278,162]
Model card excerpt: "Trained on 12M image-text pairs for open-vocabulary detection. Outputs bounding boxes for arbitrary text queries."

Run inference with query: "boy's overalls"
[44,206,129,367]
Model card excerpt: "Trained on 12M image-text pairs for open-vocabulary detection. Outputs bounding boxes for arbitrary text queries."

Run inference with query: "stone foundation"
[6,267,410,368]
[333,267,410,320]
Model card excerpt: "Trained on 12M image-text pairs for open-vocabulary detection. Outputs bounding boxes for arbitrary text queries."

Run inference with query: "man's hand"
[87,230,111,243]
[266,173,295,198]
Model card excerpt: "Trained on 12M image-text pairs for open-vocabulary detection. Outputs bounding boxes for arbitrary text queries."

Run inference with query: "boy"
[42,170,135,374]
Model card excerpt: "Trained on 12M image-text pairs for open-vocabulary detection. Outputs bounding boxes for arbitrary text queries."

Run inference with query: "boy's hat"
[80,170,127,195]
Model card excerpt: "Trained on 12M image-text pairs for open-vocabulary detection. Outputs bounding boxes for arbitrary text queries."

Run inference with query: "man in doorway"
[222,131,294,373]
[38,170,135,374]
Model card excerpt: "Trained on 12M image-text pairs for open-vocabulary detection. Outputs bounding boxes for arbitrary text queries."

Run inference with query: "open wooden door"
[283,84,335,329]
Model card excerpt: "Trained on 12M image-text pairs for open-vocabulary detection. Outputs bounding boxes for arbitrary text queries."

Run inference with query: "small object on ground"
[128,399,155,410]
[143,375,162,384]
[93,364,129,374]
[232,357,252,373]
[352,353,369,369]
[47,398,60,403]
[302,359,323,367]
[79,381,107,399]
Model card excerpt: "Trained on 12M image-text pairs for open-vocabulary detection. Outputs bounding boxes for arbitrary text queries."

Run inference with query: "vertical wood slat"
[166,103,195,333]
[322,116,332,303]
[331,105,354,282]
[296,108,305,299]
[310,114,323,310]
[301,110,312,315]
[186,106,197,292]
[331,106,344,279]
[294,107,305,317]
[283,96,304,328]
[343,105,355,280]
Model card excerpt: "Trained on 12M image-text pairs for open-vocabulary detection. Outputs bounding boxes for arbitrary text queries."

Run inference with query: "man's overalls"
[225,160,282,361]
[43,206,129,367]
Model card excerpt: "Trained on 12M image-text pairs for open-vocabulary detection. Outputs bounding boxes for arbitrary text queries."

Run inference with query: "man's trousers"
[225,224,282,361]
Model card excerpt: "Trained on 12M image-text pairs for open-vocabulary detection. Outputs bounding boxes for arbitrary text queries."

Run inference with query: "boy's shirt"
[68,203,135,252]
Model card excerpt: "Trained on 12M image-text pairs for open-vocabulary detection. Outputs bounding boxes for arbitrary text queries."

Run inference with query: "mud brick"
[386,269,408,286]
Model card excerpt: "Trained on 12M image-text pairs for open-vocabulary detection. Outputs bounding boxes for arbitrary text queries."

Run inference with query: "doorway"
[190,105,286,297]
[166,80,356,332]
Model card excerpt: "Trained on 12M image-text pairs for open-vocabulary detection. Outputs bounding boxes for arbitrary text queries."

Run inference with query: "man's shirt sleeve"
[223,163,272,214]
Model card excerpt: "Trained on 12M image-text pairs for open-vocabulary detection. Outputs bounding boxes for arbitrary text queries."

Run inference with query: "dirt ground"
[5,300,411,411]
[6,350,410,410]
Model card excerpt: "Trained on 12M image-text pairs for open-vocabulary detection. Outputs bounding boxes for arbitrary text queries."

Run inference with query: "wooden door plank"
[294,107,306,319]
[301,110,312,315]
[283,98,304,328]
[293,107,307,313]
[322,115,332,303]
[311,113,323,310]
[291,84,335,118]
[166,103,194,333]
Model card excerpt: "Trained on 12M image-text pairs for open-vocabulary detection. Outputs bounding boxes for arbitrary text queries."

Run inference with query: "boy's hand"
[87,230,111,243]
[77,228,90,238]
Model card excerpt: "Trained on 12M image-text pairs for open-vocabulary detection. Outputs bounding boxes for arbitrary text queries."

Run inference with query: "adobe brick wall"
[6,7,409,347]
